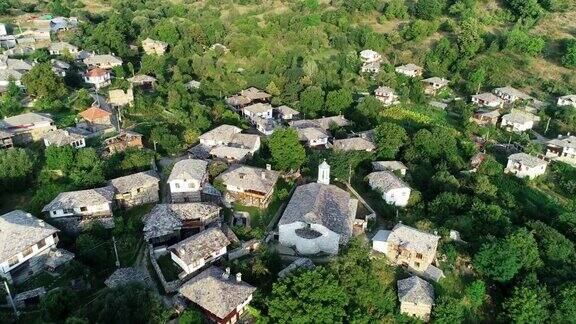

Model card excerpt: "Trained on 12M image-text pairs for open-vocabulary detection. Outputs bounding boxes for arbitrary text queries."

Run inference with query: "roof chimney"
[266,164,271,171]
[261,171,266,180]
[236,272,242,282]
[222,267,230,280]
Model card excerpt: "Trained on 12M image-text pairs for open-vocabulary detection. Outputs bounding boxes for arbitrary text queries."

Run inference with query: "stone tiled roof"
[367,170,410,192]
[168,227,229,264]
[42,186,115,212]
[279,182,355,242]
[167,159,208,183]
[0,210,59,261]
[295,126,328,142]
[422,77,449,86]
[217,164,279,194]
[45,248,75,269]
[83,54,123,67]
[240,87,271,101]
[333,137,375,151]
[179,266,256,319]
[210,146,251,161]
[372,161,407,172]
[395,63,423,73]
[397,276,434,306]
[104,267,149,288]
[387,224,440,256]
[229,133,259,150]
[143,203,221,241]
[128,74,156,83]
[276,105,299,116]
[314,115,349,130]
[493,86,532,100]
[199,124,242,143]
[43,129,84,147]
[49,41,77,52]
[109,170,160,194]
[375,86,395,96]
[548,135,576,149]
[243,103,272,114]
[472,92,502,103]
[1,112,53,128]
[508,153,547,168]
[502,110,540,125]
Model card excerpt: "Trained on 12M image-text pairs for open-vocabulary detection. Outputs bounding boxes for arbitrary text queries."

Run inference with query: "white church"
[278,161,358,255]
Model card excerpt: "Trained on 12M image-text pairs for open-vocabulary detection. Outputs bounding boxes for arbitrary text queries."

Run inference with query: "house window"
[416,253,423,259]
[37,238,47,249]
[22,246,33,257]
[80,207,88,212]
[175,183,180,189]
[188,183,195,189]
[414,262,420,268]
[8,256,18,267]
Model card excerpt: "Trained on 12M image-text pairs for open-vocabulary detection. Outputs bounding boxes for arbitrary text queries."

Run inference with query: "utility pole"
[4,281,18,318]
[544,117,551,134]
[153,140,157,151]
[112,236,120,268]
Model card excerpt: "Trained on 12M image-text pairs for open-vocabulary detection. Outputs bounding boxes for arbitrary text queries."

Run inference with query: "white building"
[360,50,382,74]
[493,86,532,103]
[0,210,60,284]
[557,95,576,108]
[42,186,115,218]
[84,68,111,89]
[167,159,208,202]
[395,63,423,77]
[0,24,6,36]
[48,42,79,56]
[546,134,576,165]
[275,105,300,121]
[199,124,242,147]
[374,86,399,106]
[372,161,407,176]
[471,92,503,108]
[141,38,168,55]
[500,110,540,132]
[43,129,86,149]
[169,227,229,275]
[505,153,548,179]
[422,77,449,95]
[242,103,273,120]
[367,170,411,207]
[278,161,357,255]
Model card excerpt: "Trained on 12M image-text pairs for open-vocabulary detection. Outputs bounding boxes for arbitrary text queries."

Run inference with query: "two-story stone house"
[169,227,230,275]
[216,164,279,208]
[109,170,160,209]
[168,159,208,202]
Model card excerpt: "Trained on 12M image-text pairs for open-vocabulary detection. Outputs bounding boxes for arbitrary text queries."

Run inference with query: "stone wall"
[148,246,182,293]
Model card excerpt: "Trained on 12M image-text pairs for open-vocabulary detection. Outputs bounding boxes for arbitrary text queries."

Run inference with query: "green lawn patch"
[156,253,181,282]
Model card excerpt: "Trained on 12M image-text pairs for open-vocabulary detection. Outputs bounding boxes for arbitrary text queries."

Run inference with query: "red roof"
[80,106,111,122]
[86,68,109,77]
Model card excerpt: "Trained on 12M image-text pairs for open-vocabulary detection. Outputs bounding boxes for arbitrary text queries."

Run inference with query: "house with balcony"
[109,170,160,209]
[225,87,271,110]
[48,41,78,56]
[168,159,208,202]
[546,134,576,165]
[471,93,503,108]
[0,210,61,284]
[374,86,399,106]
[216,164,279,208]
[169,227,230,275]
[493,86,532,104]
[42,129,86,149]
[505,153,548,179]
[359,49,382,73]
[84,68,111,89]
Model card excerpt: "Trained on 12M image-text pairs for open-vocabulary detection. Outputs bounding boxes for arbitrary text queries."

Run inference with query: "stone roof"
[295,127,328,142]
[109,170,160,194]
[217,165,279,194]
[142,203,221,241]
[0,210,59,261]
[104,267,149,288]
[367,170,410,192]
[42,186,115,212]
[278,258,315,278]
[372,161,407,172]
[359,49,380,61]
[279,182,355,242]
[276,105,299,116]
[83,54,123,67]
[14,287,46,303]
[548,135,576,149]
[229,133,259,150]
[472,92,502,103]
[243,103,272,114]
[375,86,395,96]
[142,37,168,48]
[397,276,434,306]
[128,74,156,84]
[108,88,134,106]
[186,80,201,89]
[168,227,230,265]
[333,137,375,152]
[45,248,75,269]
[493,86,532,100]
[167,159,208,183]
[314,115,349,130]
[49,41,77,52]
[210,146,251,161]
[395,63,423,73]
[179,266,256,319]
[422,77,449,87]
[199,124,242,143]
[1,112,53,128]
[240,87,271,101]
[387,224,440,256]
[502,110,540,125]
[43,129,84,147]
[508,153,547,168]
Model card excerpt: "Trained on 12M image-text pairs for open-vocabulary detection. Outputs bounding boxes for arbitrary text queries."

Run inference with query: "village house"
[168,159,208,202]
[169,227,230,275]
[5,46,36,57]
[359,49,382,73]
[557,95,576,108]
[471,92,503,108]
[422,77,449,95]
[186,80,201,90]
[367,170,411,207]
[374,86,399,106]
[179,266,256,324]
[209,146,252,163]
[289,116,349,147]
[0,130,13,149]
[372,161,408,176]
[216,164,279,208]
[225,87,271,110]
[108,88,134,108]
[83,54,123,69]
[43,186,115,218]
[0,112,56,144]
[103,131,143,155]
[79,106,114,131]
[197,125,261,161]
[395,63,423,77]
[242,103,273,120]
[0,23,6,36]
[470,108,500,126]
[493,86,532,103]
[373,224,443,281]
[43,129,86,149]
[141,37,168,55]
[0,210,60,284]
[51,59,71,77]
[84,68,111,89]
[546,134,576,165]
[500,110,540,132]
[275,105,299,121]
[251,116,276,135]
[0,54,34,87]
[143,203,222,246]
[333,137,376,152]
[397,276,435,321]
[279,161,357,255]
[505,153,548,179]
[109,170,160,209]
[48,41,78,56]
[314,115,349,130]
[128,74,156,90]
[293,126,329,147]
[199,124,242,147]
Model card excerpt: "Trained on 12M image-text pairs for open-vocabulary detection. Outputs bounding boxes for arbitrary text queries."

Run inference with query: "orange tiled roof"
[86,68,108,77]
[79,106,111,122]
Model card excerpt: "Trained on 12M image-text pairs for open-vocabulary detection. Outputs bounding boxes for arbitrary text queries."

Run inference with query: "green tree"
[473,239,521,282]
[506,0,543,19]
[21,62,68,100]
[373,122,408,159]
[506,228,543,270]
[503,285,550,323]
[456,18,484,58]
[0,81,23,117]
[179,309,203,324]
[267,267,349,323]
[561,39,576,68]
[465,280,486,310]
[325,89,353,115]
[414,0,445,20]
[151,125,182,155]
[0,148,36,192]
[268,128,306,171]
[355,96,384,128]
[551,284,576,321]
[299,86,325,118]
[505,28,546,56]
[432,295,465,323]
[40,288,76,322]
[45,146,75,171]
[383,0,409,20]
